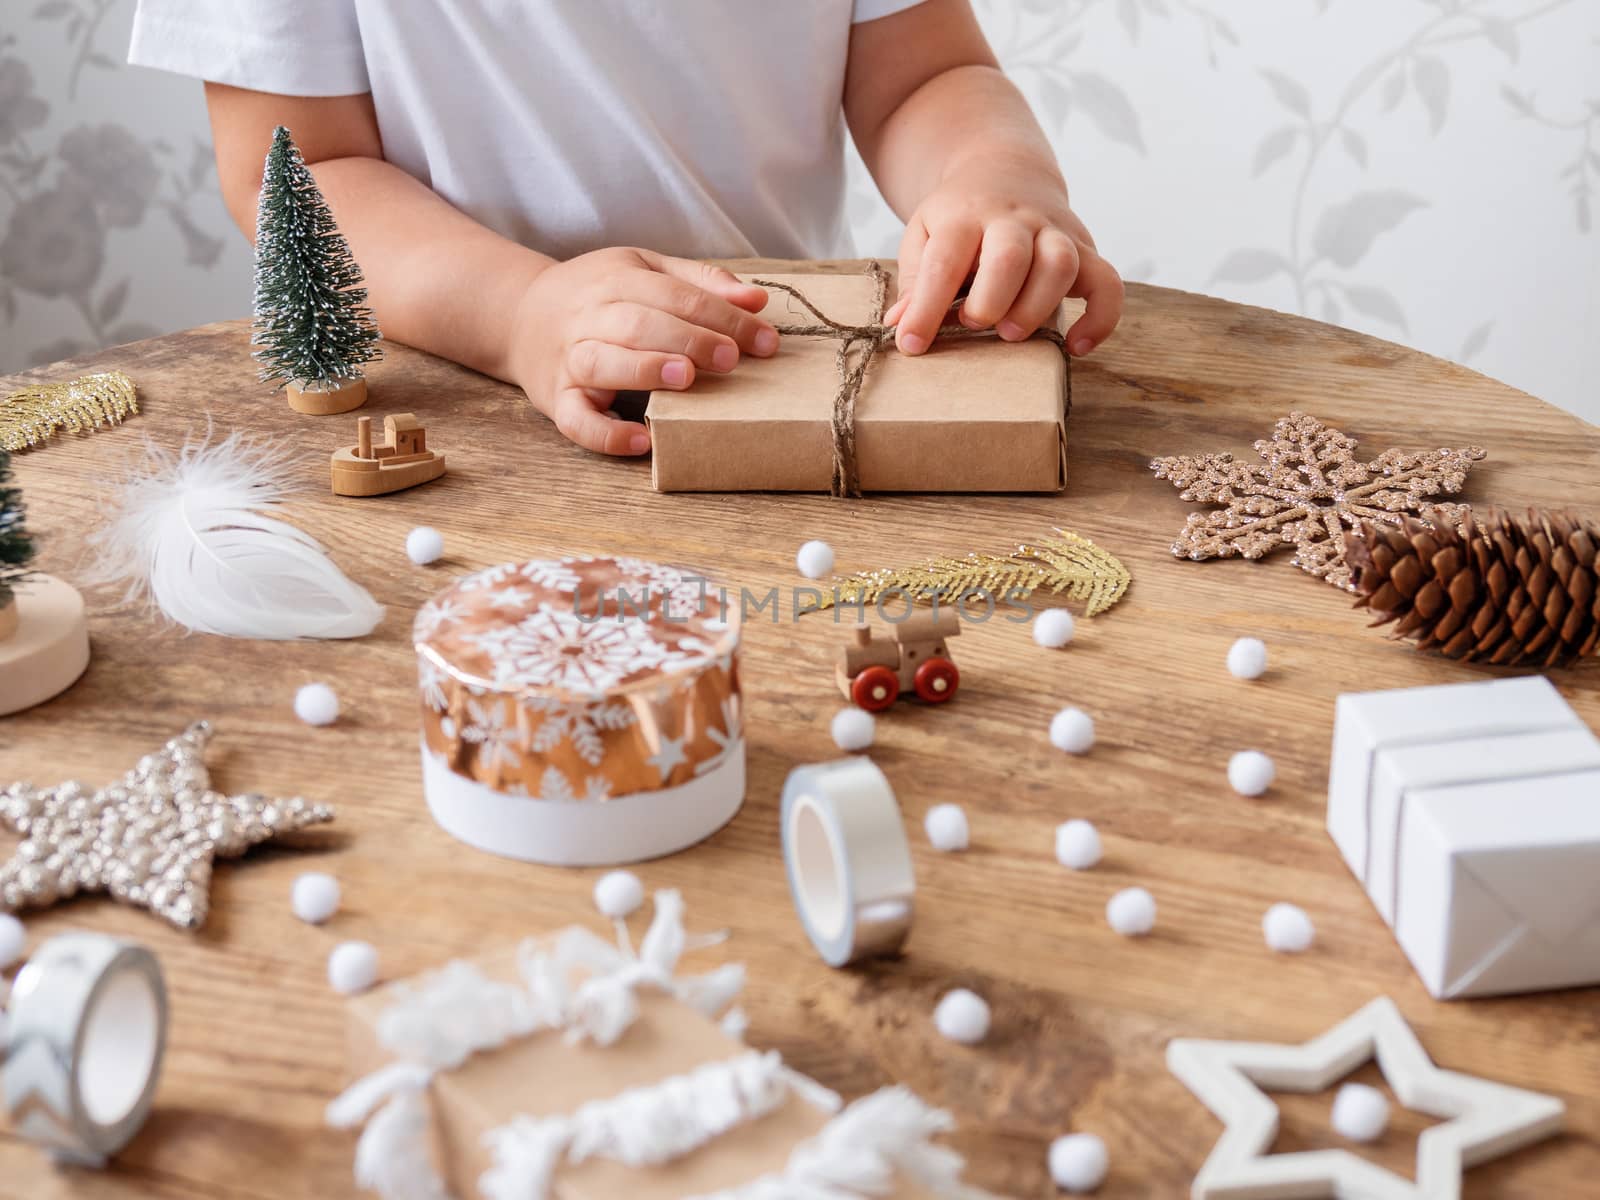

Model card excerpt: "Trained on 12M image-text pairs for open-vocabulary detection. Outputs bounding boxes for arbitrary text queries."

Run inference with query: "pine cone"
[1345,507,1600,667]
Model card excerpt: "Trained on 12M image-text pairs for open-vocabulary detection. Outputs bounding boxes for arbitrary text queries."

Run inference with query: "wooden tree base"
[0,574,90,716]
[286,377,367,416]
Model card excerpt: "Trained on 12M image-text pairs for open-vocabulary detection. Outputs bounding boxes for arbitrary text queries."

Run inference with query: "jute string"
[753,261,1071,498]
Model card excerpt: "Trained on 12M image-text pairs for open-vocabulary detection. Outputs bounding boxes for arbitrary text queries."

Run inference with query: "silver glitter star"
[0,721,335,930]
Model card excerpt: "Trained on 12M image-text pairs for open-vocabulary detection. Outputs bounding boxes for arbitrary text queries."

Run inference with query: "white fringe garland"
[687,1087,999,1200]
[478,1050,842,1200]
[326,891,743,1200]
[326,891,990,1200]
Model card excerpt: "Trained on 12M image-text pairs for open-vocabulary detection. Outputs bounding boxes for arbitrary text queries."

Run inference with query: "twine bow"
[752,261,1071,498]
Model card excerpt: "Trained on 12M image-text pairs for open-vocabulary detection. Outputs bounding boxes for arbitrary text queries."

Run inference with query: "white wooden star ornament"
[1167,996,1564,1199]
[0,721,335,930]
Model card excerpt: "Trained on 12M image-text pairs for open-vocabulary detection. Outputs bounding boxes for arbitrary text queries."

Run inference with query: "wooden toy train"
[835,609,960,712]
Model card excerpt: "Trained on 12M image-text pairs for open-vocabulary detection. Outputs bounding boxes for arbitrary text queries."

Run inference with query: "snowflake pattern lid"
[414,557,742,810]
[415,557,736,703]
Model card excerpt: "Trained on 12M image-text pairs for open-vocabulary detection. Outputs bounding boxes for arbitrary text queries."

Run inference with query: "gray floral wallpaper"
[1,0,1596,423]
[849,0,1599,422]
[0,0,244,369]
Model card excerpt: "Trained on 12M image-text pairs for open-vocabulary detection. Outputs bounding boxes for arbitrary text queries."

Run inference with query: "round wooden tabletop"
[1,269,1597,1198]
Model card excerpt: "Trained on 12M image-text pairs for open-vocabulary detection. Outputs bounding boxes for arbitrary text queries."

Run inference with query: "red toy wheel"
[913,657,959,703]
[850,665,900,712]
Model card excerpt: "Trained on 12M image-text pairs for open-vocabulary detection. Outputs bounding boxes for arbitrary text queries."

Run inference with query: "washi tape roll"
[2,933,168,1166]
[781,757,915,966]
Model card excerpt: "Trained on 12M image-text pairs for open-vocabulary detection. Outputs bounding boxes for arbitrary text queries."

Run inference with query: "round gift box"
[414,556,743,866]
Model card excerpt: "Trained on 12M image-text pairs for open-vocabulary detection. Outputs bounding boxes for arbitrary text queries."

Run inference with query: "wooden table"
[2,264,1597,1199]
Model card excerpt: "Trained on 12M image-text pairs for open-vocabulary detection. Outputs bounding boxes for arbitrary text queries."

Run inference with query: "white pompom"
[831,707,876,751]
[1228,750,1276,797]
[1106,887,1156,936]
[0,914,25,970]
[933,988,990,1044]
[924,804,969,852]
[1226,637,1268,680]
[796,540,835,580]
[328,941,380,995]
[1048,1133,1109,1193]
[294,682,340,727]
[291,872,341,924]
[406,526,444,566]
[1262,902,1315,953]
[1055,819,1102,870]
[1331,1082,1390,1143]
[593,870,644,918]
[1033,609,1076,648]
[1049,707,1095,754]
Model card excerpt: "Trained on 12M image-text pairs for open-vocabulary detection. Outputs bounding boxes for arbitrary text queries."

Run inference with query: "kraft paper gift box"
[645,266,1069,493]
[335,914,955,1200]
[1326,676,1600,999]
[345,969,839,1199]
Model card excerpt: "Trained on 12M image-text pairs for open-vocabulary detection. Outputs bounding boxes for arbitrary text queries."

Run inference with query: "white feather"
[89,433,383,640]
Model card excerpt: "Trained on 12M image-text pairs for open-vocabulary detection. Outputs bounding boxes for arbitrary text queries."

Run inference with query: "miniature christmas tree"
[251,126,382,414]
[0,450,88,711]
[0,449,35,613]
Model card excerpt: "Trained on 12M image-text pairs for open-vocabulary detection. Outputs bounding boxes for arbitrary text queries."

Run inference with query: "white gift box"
[1327,676,1588,877]
[1398,770,1600,998]
[1327,676,1600,999]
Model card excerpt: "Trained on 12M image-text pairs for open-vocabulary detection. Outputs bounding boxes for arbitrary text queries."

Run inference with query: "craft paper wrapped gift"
[645,266,1069,494]
[414,557,743,866]
[331,898,965,1200]
[1327,676,1600,998]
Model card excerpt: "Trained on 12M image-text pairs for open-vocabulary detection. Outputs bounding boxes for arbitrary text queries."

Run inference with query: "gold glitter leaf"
[1,370,139,452]
[817,528,1130,616]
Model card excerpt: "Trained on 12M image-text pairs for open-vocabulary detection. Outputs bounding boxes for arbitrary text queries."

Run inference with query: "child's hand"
[883,154,1123,359]
[509,249,776,456]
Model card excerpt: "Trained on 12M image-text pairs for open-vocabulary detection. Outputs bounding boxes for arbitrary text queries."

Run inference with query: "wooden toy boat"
[330,413,447,497]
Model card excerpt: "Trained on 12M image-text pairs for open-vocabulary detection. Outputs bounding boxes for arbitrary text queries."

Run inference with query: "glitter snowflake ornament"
[1151,413,1485,592]
[0,721,335,930]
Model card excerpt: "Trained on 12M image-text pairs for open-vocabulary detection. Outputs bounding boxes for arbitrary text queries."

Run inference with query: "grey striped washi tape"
[3,932,168,1167]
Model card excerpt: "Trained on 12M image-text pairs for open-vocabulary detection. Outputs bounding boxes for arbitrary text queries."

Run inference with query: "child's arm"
[205,85,776,456]
[845,0,1123,358]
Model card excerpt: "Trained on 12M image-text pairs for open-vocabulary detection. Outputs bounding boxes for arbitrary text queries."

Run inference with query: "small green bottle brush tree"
[0,445,92,715]
[0,449,35,634]
[252,126,383,415]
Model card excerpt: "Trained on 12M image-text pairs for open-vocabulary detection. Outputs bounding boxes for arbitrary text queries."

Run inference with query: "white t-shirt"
[129,0,926,261]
